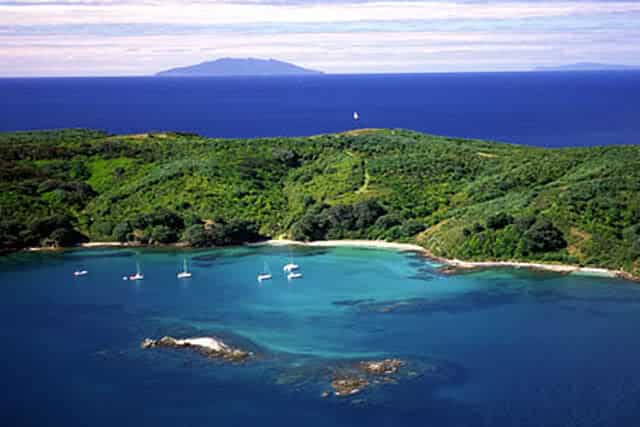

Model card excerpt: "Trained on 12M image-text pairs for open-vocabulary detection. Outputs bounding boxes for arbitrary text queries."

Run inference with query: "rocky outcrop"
[359,359,404,375]
[331,377,369,396]
[329,358,405,397]
[141,336,252,362]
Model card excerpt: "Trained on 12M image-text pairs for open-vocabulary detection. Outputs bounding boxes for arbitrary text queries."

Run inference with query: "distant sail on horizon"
[353,111,359,120]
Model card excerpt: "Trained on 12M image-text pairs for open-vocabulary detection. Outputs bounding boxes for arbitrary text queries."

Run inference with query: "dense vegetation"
[1,128,639,276]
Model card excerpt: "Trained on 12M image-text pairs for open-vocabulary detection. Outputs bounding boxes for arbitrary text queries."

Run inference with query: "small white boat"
[287,271,303,280]
[283,263,300,272]
[177,258,192,279]
[258,261,272,282]
[73,270,88,277]
[124,262,144,281]
[353,111,359,121]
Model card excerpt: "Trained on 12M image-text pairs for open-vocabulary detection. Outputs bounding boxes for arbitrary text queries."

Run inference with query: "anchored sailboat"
[283,252,299,272]
[287,271,303,280]
[283,262,299,272]
[124,261,144,281]
[177,258,192,279]
[283,251,302,279]
[258,261,272,282]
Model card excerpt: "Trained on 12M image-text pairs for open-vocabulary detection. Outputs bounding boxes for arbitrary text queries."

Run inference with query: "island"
[155,58,323,77]
[1,128,639,280]
[141,336,252,362]
[535,62,640,72]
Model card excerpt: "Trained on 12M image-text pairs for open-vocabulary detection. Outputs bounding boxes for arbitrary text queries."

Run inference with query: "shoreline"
[255,239,635,281]
[251,239,425,252]
[25,238,637,282]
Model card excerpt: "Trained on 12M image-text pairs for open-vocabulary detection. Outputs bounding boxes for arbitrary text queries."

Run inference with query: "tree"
[48,227,86,247]
[0,220,25,249]
[400,220,426,237]
[91,221,114,239]
[291,213,329,241]
[515,215,537,233]
[375,213,402,230]
[183,224,208,247]
[113,222,132,242]
[327,205,356,230]
[472,222,485,233]
[272,148,300,167]
[26,215,75,245]
[486,212,514,230]
[353,200,385,229]
[524,219,567,252]
[150,225,178,244]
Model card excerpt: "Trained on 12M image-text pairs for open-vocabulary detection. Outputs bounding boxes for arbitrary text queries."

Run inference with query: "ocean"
[2,246,640,426]
[1,71,639,147]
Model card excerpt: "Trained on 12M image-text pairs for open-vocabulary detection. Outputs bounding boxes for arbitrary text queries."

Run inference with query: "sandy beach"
[256,239,425,252]
[256,239,629,280]
[80,242,128,248]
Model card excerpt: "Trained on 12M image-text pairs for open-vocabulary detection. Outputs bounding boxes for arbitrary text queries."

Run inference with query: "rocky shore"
[141,336,252,362]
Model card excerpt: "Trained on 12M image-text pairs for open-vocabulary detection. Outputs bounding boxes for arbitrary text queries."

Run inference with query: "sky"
[1,0,640,76]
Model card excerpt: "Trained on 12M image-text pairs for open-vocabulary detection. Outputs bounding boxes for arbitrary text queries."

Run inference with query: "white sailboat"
[177,258,192,279]
[283,262,300,272]
[73,269,88,277]
[257,261,272,282]
[353,111,360,121]
[283,251,299,272]
[287,271,303,280]
[124,261,144,281]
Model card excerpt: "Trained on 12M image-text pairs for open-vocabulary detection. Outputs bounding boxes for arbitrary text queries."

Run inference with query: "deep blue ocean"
[2,246,640,426]
[1,71,639,147]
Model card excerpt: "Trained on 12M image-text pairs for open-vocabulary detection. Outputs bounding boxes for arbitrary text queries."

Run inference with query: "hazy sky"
[1,0,640,76]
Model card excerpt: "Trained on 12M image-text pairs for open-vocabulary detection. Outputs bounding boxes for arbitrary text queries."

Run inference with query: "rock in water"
[141,336,252,362]
[359,359,404,375]
[331,377,369,396]
[140,338,156,349]
[329,358,406,397]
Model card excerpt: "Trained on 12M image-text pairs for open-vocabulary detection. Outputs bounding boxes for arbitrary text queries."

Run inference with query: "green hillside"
[1,128,639,276]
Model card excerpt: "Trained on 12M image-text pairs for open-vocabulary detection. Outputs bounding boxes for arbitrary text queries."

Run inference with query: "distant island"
[535,62,640,72]
[155,58,323,77]
[1,128,639,280]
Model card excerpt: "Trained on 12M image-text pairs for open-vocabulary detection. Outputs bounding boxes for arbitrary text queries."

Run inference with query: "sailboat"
[257,261,272,282]
[283,262,299,272]
[353,111,360,121]
[124,261,144,281]
[73,269,88,277]
[283,252,299,272]
[177,258,192,279]
[287,271,303,280]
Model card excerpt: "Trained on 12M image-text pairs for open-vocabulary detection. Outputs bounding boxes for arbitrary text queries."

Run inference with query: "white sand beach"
[255,239,627,279]
[80,242,127,248]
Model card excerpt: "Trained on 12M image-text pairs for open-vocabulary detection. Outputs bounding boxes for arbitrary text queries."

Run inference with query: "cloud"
[1,0,639,75]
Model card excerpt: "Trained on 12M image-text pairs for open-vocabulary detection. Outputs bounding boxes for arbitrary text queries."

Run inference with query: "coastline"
[254,239,634,281]
[252,239,425,252]
[24,238,637,282]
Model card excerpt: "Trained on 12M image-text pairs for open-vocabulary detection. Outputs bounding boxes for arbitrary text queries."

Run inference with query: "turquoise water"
[2,246,640,426]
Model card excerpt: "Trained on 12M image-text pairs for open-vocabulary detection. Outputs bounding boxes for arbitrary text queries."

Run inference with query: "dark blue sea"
[1,71,640,147]
[3,246,640,426]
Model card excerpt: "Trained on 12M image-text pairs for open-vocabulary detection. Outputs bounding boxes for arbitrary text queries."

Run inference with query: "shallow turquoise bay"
[2,246,640,426]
